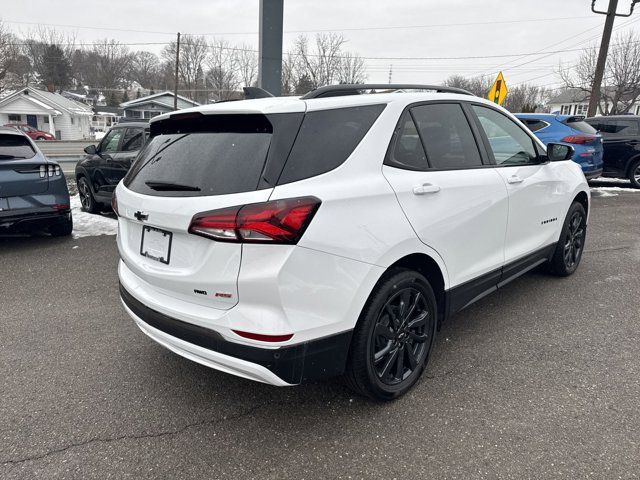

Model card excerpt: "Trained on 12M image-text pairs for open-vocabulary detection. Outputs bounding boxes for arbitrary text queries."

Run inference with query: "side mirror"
[547,143,574,162]
[84,144,97,155]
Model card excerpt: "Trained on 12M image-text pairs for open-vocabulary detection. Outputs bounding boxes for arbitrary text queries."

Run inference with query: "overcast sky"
[2,0,639,88]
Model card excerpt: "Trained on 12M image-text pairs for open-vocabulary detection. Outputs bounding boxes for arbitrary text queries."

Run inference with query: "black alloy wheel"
[372,287,430,385]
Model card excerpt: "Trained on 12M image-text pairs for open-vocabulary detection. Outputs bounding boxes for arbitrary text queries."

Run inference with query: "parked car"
[115,84,590,401]
[515,113,604,180]
[0,127,72,236]
[584,115,640,188]
[75,122,149,213]
[3,123,56,141]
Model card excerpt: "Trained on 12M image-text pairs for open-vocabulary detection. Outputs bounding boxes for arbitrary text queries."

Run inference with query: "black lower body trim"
[120,284,353,384]
[0,209,70,232]
[446,243,556,316]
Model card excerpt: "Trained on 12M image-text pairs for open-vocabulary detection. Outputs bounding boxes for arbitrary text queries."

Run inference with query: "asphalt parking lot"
[1,186,639,479]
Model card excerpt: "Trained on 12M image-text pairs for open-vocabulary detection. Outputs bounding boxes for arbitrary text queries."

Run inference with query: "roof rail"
[300,84,474,100]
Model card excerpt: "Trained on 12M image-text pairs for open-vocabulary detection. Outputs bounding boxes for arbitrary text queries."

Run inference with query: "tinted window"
[0,134,35,159]
[607,119,639,136]
[388,112,428,170]
[564,118,598,134]
[121,128,144,152]
[522,119,549,132]
[101,128,123,153]
[126,132,272,197]
[411,103,482,169]
[472,105,538,165]
[278,105,385,184]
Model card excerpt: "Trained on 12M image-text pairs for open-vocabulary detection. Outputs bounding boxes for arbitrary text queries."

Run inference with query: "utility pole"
[587,0,639,117]
[174,32,181,110]
[258,0,284,96]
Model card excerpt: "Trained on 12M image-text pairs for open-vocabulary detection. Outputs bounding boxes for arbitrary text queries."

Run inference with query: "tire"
[49,214,73,237]
[344,268,437,401]
[628,158,640,189]
[77,176,100,214]
[547,202,587,277]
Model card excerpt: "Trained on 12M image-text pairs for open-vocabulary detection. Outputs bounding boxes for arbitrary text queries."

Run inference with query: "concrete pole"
[258,0,284,96]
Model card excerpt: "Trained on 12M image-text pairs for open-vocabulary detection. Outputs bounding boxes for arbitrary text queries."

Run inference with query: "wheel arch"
[573,190,589,218]
[625,153,640,177]
[384,253,447,327]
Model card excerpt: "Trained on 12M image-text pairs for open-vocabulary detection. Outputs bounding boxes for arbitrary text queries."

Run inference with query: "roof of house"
[547,88,591,104]
[0,88,93,115]
[120,90,200,109]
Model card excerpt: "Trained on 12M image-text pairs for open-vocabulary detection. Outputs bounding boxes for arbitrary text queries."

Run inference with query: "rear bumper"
[583,168,603,180]
[0,208,71,232]
[120,284,353,386]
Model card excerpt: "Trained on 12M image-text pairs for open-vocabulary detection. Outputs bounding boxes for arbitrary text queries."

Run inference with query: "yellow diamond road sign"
[488,72,508,106]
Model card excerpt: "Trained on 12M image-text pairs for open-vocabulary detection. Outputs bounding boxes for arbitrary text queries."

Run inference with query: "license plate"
[140,226,172,264]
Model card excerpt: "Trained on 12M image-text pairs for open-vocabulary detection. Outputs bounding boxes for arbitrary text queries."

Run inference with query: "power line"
[1,16,599,37]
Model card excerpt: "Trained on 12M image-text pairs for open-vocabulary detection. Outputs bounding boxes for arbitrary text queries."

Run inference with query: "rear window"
[277,105,385,184]
[563,117,597,135]
[125,131,272,197]
[521,119,549,132]
[0,134,35,159]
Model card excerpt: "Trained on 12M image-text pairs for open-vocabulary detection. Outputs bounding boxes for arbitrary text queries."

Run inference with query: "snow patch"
[70,195,118,238]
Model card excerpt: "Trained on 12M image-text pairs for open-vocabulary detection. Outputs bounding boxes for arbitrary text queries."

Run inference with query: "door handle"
[413,183,441,195]
[507,175,524,184]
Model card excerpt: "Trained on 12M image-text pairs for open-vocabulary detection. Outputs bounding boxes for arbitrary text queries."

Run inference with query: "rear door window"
[411,103,482,169]
[0,134,36,159]
[277,105,385,184]
[121,128,144,152]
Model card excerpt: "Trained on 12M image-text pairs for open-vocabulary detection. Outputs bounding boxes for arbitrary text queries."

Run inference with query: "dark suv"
[75,122,149,213]
[585,115,640,188]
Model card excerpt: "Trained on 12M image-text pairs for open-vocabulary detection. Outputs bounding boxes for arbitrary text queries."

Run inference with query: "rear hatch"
[116,110,304,310]
[562,116,604,166]
[0,133,48,198]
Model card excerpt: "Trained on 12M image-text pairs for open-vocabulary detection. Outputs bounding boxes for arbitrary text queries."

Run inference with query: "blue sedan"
[515,113,604,180]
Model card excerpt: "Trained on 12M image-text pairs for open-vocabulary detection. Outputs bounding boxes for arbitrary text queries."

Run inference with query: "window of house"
[560,105,571,115]
[576,104,588,116]
[128,111,142,119]
[8,114,21,122]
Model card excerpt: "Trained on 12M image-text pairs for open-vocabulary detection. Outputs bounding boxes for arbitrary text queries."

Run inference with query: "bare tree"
[162,35,208,102]
[0,22,23,93]
[443,74,493,97]
[502,84,549,113]
[206,38,239,101]
[234,44,258,88]
[91,39,133,90]
[131,51,162,90]
[337,52,367,84]
[293,33,346,89]
[559,32,640,115]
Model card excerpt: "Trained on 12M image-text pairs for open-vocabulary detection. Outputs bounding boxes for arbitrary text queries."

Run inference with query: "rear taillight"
[561,135,596,144]
[232,330,293,342]
[189,197,321,244]
[111,191,119,216]
[40,165,61,177]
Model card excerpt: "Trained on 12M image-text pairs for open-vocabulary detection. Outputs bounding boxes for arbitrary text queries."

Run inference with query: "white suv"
[115,84,589,401]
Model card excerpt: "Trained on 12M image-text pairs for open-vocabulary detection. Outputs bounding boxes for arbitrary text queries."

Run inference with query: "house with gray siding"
[0,88,93,140]
[120,91,200,120]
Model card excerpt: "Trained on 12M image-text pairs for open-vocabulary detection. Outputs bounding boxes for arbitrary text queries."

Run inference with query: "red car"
[3,124,55,141]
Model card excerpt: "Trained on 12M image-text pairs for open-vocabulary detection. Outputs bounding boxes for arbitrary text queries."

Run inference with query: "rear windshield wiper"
[145,181,201,192]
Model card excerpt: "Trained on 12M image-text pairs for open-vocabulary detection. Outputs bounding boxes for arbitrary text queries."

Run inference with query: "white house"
[120,91,200,120]
[0,88,93,140]
[547,88,640,117]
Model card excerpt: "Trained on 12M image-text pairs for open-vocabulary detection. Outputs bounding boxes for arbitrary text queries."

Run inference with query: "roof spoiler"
[301,84,474,100]
[243,87,274,100]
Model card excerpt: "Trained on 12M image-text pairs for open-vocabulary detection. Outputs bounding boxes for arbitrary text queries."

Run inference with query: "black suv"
[75,123,149,213]
[585,115,640,188]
